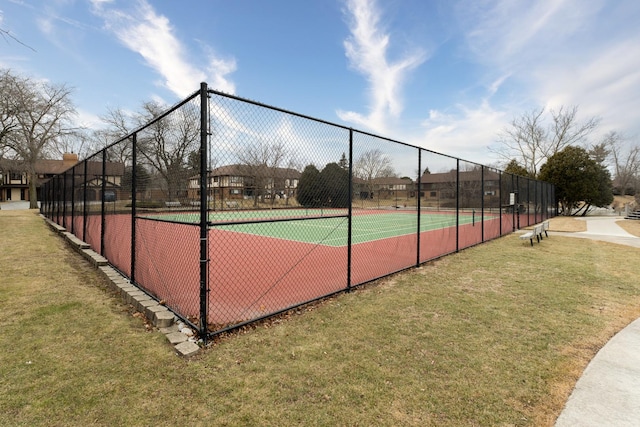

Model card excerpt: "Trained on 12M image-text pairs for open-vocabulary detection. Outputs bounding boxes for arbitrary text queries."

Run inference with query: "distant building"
[0,153,125,202]
[420,169,501,209]
[353,176,415,201]
[187,164,301,205]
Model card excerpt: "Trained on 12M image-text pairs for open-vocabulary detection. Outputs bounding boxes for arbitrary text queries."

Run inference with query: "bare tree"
[93,108,138,164]
[354,149,394,198]
[493,106,599,177]
[0,69,19,146]
[602,131,640,196]
[0,69,77,208]
[136,101,199,202]
[236,141,288,206]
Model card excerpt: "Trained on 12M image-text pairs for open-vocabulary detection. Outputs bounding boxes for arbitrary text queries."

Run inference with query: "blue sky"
[1,0,639,166]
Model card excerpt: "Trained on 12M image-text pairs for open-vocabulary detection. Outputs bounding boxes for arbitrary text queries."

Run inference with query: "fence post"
[456,159,460,252]
[131,134,137,286]
[199,82,210,340]
[481,165,484,242]
[416,149,422,266]
[56,175,60,224]
[70,167,75,234]
[515,175,520,229]
[62,170,67,229]
[82,160,88,242]
[100,150,106,256]
[534,181,538,223]
[347,129,353,291]
[526,177,531,227]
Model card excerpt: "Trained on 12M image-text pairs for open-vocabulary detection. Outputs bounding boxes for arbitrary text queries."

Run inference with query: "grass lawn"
[2,210,640,426]
[618,219,640,237]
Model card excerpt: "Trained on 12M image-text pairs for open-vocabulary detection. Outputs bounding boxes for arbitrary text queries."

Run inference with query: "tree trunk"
[28,171,38,209]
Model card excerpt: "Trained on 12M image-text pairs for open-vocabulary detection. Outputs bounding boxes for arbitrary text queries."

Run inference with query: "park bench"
[542,220,550,238]
[519,223,544,246]
[225,201,239,209]
[164,201,181,208]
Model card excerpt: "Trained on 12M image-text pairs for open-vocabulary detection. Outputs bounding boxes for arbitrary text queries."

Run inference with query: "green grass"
[1,210,639,426]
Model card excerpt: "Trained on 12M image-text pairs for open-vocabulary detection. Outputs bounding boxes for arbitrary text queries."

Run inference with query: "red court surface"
[72,212,520,330]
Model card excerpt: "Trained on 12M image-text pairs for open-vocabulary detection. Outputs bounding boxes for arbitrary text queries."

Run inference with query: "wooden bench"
[542,220,550,238]
[225,201,239,209]
[164,201,181,208]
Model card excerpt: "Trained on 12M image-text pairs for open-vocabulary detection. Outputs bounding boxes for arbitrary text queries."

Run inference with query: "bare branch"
[493,105,599,177]
[604,131,640,194]
[0,69,77,207]
[0,27,36,52]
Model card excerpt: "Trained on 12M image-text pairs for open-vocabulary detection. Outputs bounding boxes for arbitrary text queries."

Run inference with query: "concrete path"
[555,216,640,426]
[551,215,640,248]
[0,201,36,210]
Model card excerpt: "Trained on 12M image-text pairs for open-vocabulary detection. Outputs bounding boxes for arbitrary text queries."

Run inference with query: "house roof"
[370,176,413,185]
[1,156,124,177]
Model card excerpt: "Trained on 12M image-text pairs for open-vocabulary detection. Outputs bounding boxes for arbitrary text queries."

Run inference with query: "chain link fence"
[41,83,556,341]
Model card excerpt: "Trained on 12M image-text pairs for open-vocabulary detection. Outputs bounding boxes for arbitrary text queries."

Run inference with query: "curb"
[40,215,201,357]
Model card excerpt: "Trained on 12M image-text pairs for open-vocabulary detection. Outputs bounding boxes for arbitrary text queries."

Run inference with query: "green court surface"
[150,208,346,224]
[215,212,477,247]
[144,209,489,247]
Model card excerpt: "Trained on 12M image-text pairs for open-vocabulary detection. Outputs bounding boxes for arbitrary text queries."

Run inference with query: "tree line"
[2,67,639,214]
[495,106,640,215]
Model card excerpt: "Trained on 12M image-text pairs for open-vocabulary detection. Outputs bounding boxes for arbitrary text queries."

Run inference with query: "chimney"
[62,153,79,167]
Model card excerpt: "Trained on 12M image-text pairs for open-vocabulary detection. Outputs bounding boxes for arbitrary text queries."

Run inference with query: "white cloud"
[337,0,427,134]
[75,107,102,129]
[417,0,640,165]
[91,0,236,98]
[415,100,506,166]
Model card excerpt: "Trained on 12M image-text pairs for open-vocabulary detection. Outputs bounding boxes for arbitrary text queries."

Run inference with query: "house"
[79,160,125,202]
[0,153,79,202]
[354,176,415,200]
[187,164,301,205]
[420,169,501,209]
[0,153,125,202]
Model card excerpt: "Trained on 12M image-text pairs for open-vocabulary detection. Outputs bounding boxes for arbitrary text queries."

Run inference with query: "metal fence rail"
[41,83,556,341]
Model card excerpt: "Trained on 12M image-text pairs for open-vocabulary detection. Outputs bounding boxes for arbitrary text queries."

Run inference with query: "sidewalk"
[555,216,640,426]
[0,201,35,210]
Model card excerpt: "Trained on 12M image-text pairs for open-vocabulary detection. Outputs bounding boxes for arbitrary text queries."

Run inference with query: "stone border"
[40,215,200,357]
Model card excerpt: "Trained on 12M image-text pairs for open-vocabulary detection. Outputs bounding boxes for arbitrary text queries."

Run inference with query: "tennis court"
[146,208,492,247]
[40,83,555,340]
[125,208,506,328]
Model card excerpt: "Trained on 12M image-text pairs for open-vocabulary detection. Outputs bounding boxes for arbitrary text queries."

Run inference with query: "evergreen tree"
[504,159,530,178]
[338,152,348,170]
[320,162,350,208]
[539,146,613,215]
[296,164,322,208]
